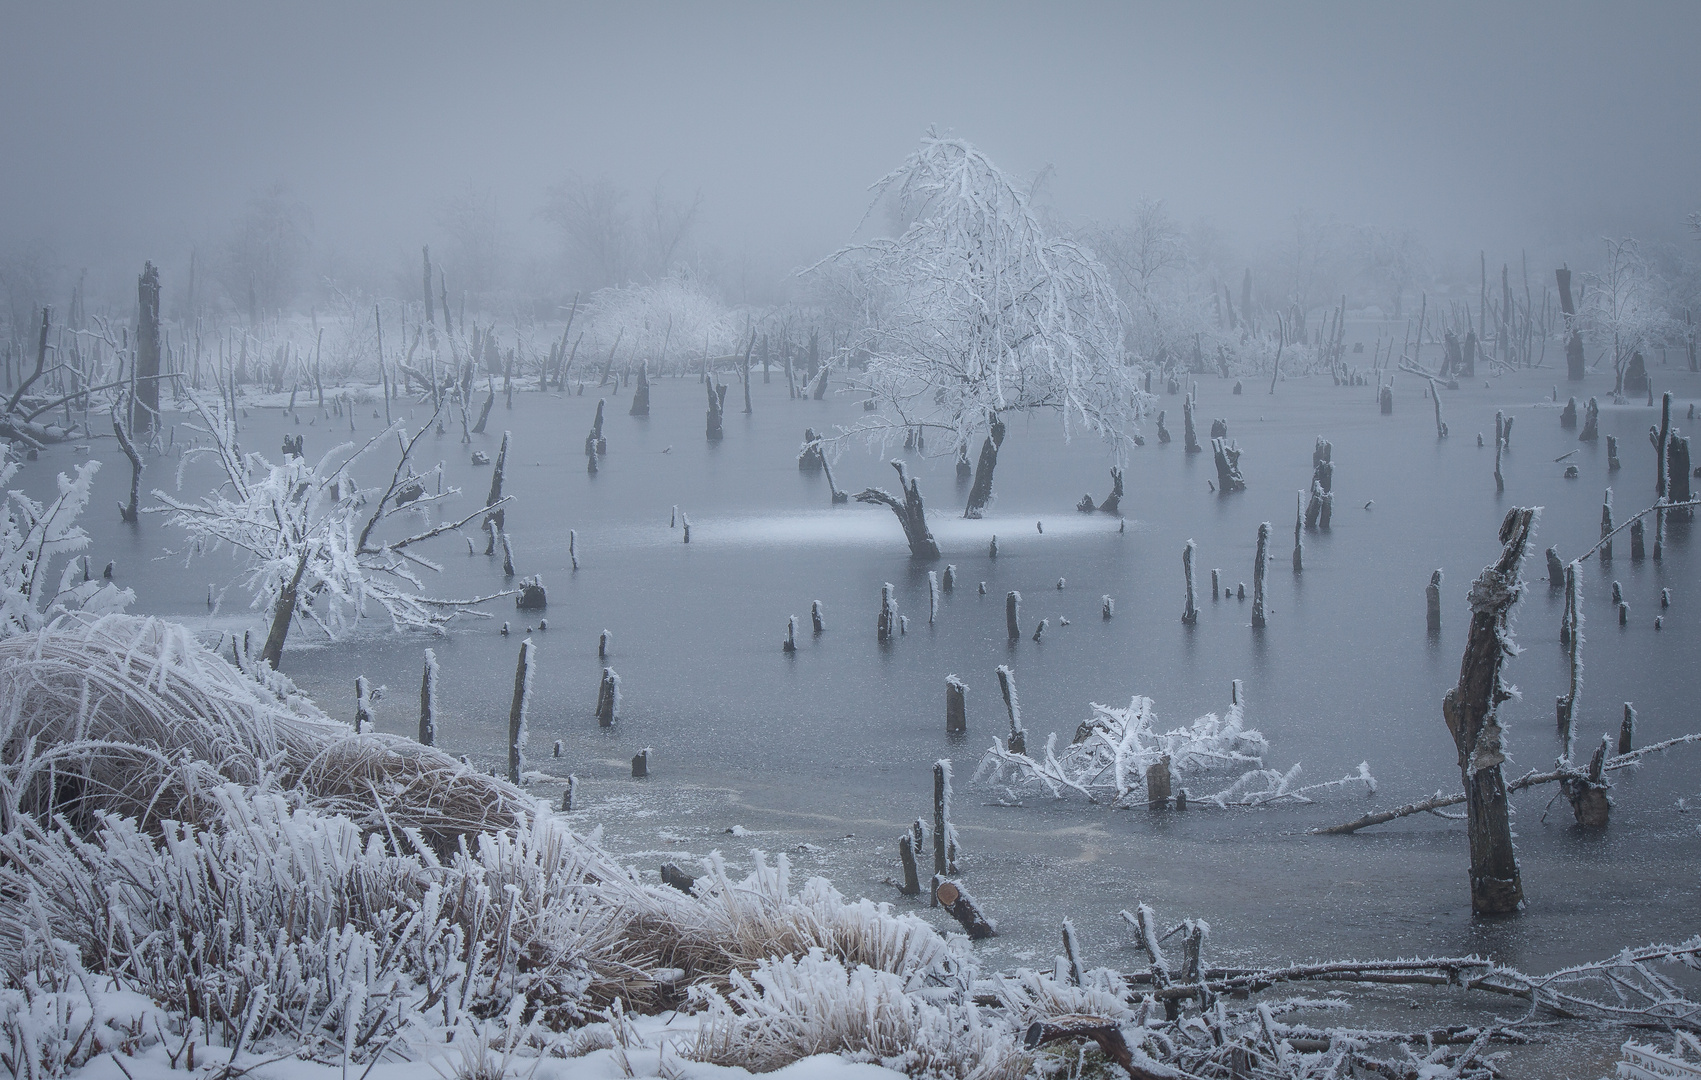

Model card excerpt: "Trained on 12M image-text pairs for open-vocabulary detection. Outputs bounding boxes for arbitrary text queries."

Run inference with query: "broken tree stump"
[997,664,1025,754]
[596,667,620,726]
[854,460,941,558]
[1442,507,1536,914]
[946,675,967,733]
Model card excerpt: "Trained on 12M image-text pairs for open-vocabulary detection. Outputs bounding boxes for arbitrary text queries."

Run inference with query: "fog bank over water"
[3,1,1698,300]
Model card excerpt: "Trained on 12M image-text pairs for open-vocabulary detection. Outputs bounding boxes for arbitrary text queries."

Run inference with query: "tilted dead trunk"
[964,418,1005,518]
[1441,507,1535,914]
[856,461,941,558]
[135,263,162,437]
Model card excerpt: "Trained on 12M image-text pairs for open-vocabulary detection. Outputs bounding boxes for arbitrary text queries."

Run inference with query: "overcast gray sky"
[3,1,1697,286]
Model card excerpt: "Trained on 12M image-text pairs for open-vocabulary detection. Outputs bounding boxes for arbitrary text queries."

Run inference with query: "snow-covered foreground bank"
[2,614,1696,1080]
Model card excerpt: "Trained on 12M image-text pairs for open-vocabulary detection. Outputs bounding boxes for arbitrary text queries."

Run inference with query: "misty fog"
[1,5,1700,1080]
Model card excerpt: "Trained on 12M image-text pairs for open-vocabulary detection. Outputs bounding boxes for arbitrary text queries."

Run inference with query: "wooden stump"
[1427,569,1443,634]
[946,675,967,733]
[508,639,535,784]
[596,667,619,726]
[897,833,921,895]
[1182,541,1199,625]
[997,665,1025,755]
[933,879,995,938]
[1251,523,1270,628]
[419,649,438,747]
[631,748,649,778]
[1146,754,1173,809]
[1006,590,1021,641]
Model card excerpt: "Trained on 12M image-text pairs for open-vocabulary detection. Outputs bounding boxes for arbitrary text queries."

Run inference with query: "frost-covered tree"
[818,134,1140,517]
[154,397,507,665]
[0,458,132,637]
[1583,237,1672,397]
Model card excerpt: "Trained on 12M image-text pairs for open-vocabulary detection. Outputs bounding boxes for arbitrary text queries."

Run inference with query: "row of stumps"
[360,640,634,813]
[896,759,996,939]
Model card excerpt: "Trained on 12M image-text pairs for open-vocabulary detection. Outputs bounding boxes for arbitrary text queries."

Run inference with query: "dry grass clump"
[0,613,531,844]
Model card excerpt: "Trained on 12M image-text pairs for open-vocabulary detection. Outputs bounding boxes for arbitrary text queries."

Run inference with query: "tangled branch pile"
[974,694,1375,809]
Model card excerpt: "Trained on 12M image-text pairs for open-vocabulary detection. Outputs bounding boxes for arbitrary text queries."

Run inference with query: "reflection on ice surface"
[654,512,1137,548]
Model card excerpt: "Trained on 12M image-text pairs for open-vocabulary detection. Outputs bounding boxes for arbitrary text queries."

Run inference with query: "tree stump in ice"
[946,675,966,733]
[660,863,696,892]
[1006,590,1021,641]
[516,576,547,610]
[508,639,535,784]
[964,419,1005,519]
[1561,397,1578,429]
[1146,755,1172,809]
[797,428,825,471]
[1579,397,1599,442]
[628,362,650,416]
[997,664,1025,754]
[1562,738,1610,828]
[1251,523,1270,628]
[1156,410,1171,444]
[1379,385,1393,415]
[419,649,439,747]
[705,381,726,440]
[1183,397,1201,453]
[1182,541,1199,625]
[1600,488,1614,561]
[1211,437,1246,493]
[897,833,921,895]
[877,583,898,643]
[1427,570,1443,634]
[1608,434,1621,471]
[595,667,619,726]
[631,748,649,778]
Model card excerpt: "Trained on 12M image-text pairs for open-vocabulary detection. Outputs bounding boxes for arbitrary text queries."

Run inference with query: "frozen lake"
[27,364,1701,998]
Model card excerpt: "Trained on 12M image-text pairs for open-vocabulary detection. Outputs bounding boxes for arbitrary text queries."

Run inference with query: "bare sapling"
[1441,507,1535,914]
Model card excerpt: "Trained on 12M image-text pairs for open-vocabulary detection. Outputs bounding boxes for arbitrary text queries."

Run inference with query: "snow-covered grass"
[0,613,1690,1080]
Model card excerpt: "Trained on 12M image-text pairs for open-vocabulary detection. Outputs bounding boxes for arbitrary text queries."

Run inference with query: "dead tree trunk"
[484,431,510,546]
[135,263,161,438]
[112,400,141,523]
[705,381,725,440]
[1183,395,1201,453]
[964,418,1006,518]
[946,675,966,733]
[1251,523,1269,628]
[854,460,941,558]
[258,546,311,668]
[595,667,619,726]
[996,664,1025,754]
[1211,437,1246,492]
[1427,569,1443,634]
[509,638,534,783]
[1557,267,1586,381]
[629,361,650,415]
[1006,590,1021,641]
[1181,541,1198,624]
[419,648,438,746]
[1441,506,1535,915]
[741,330,755,414]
